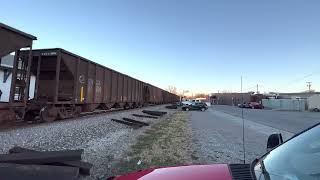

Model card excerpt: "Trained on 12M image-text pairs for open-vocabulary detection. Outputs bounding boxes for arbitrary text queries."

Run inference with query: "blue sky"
[1,0,320,94]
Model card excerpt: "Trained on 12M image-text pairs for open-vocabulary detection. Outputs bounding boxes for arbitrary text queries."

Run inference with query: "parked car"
[311,108,320,112]
[191,99,201,103]
[182,102,208,111]
[110,123,320,180]
[181,100,192,106]
[249,102,264,109]
[237,102,250,108]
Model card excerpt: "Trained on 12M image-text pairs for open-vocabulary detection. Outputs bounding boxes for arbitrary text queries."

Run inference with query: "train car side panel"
[86,63,95,104]
[77,58,88,104]
[141,82,144,104]
[60,52,76,102]
[134,79,137,103]
[37,55,57,101]
[134,80,140,102]
[111,71,118,103]
[104,68,112,104]
[123,75,128,102]
[94,65,104,103]
[117,73,123,102]
[127,77,132,103]
[151,85,156,104]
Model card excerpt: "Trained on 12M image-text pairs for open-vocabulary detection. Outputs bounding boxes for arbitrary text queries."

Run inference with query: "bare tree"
[167,86,177,95]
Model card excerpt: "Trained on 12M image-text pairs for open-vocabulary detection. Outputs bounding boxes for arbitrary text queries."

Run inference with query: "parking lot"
[212,105,320,133]
[189,105,320,164]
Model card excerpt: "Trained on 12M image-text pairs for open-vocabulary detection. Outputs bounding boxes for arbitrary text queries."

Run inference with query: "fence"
[262,99,306,111]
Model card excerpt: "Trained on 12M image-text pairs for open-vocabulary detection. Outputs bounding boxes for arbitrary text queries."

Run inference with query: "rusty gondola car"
[0,23,37,123]
[21,48,179,122]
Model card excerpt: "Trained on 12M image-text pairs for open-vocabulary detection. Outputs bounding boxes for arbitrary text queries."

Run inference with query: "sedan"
[237,103,251,108]
[182,102,208,111]
[249,102,264,109]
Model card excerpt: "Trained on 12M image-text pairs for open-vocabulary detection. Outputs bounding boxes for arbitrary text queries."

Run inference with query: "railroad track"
[0,104,171,132]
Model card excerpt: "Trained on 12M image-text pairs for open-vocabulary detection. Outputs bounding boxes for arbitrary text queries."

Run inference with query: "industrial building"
[210,93,263,106]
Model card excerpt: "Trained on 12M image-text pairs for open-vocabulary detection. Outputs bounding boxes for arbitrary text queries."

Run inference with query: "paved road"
[212,105,320,133]
[189,106,298,164]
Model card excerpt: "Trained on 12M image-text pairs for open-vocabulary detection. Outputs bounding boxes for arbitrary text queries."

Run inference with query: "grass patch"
[114,111,192,175]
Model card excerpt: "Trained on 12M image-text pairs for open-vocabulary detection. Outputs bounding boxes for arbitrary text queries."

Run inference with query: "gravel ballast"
[0,105,176,179]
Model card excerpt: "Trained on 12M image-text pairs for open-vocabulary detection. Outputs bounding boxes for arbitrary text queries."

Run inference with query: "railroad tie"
[0,147,93,179]
[111,119,143,128]
[132,114,158,119]
[122,118,149,126]
[142,110,167,116]
[8,147,92,176]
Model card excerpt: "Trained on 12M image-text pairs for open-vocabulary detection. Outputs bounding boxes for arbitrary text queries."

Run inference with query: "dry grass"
[114,111,193,175]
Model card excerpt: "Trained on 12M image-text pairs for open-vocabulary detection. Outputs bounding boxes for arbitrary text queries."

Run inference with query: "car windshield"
[254,124,320,180]
[2,1,320,179]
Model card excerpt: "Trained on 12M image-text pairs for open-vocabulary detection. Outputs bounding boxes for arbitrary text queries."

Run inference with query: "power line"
[257,70,320,93]
[277,70,320,91]
[239,70,319,93]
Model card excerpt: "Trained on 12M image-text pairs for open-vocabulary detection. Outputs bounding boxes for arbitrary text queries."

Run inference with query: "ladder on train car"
[11,52,29,102]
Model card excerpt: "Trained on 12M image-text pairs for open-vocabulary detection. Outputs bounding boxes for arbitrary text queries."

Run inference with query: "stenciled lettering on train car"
[88,78,94,88]
[41,51,57,56]
[79,75,85,84]
[96,80,102,93]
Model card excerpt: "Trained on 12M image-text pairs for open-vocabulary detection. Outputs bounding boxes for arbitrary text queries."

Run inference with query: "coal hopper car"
[22,48,178,122]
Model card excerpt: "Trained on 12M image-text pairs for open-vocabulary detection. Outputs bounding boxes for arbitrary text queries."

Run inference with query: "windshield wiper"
[260,160,271,180]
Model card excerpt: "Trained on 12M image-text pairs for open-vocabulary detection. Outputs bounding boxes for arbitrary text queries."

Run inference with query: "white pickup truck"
[181,100,192,106]
[182,99,211,107]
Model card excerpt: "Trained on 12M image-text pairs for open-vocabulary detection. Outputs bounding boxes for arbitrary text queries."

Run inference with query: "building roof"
[0,23,37,57]
[278,92,320,99]
[279,92,320,95]
[0,23,37,40]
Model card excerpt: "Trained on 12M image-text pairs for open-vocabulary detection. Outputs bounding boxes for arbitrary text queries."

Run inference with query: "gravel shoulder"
[112,111,193,177]
[0,105,176,180]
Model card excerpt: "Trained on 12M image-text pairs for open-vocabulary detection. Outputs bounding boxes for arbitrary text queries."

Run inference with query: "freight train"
[0,23,179,123]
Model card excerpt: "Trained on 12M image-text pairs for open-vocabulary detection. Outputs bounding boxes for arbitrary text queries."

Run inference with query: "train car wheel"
[40,106,57,122]
[24,111,37,122]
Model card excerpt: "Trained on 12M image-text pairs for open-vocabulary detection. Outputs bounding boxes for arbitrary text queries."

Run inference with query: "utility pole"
[182,90,188,99]
[256,84,259,94]
[241,76,246,164]
[307,82,312,92]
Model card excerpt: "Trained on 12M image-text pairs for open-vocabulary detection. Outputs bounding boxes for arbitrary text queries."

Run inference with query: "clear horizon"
[2,0,320,94]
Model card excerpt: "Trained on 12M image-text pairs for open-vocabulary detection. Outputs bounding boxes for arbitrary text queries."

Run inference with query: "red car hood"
[111,164,232,180]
